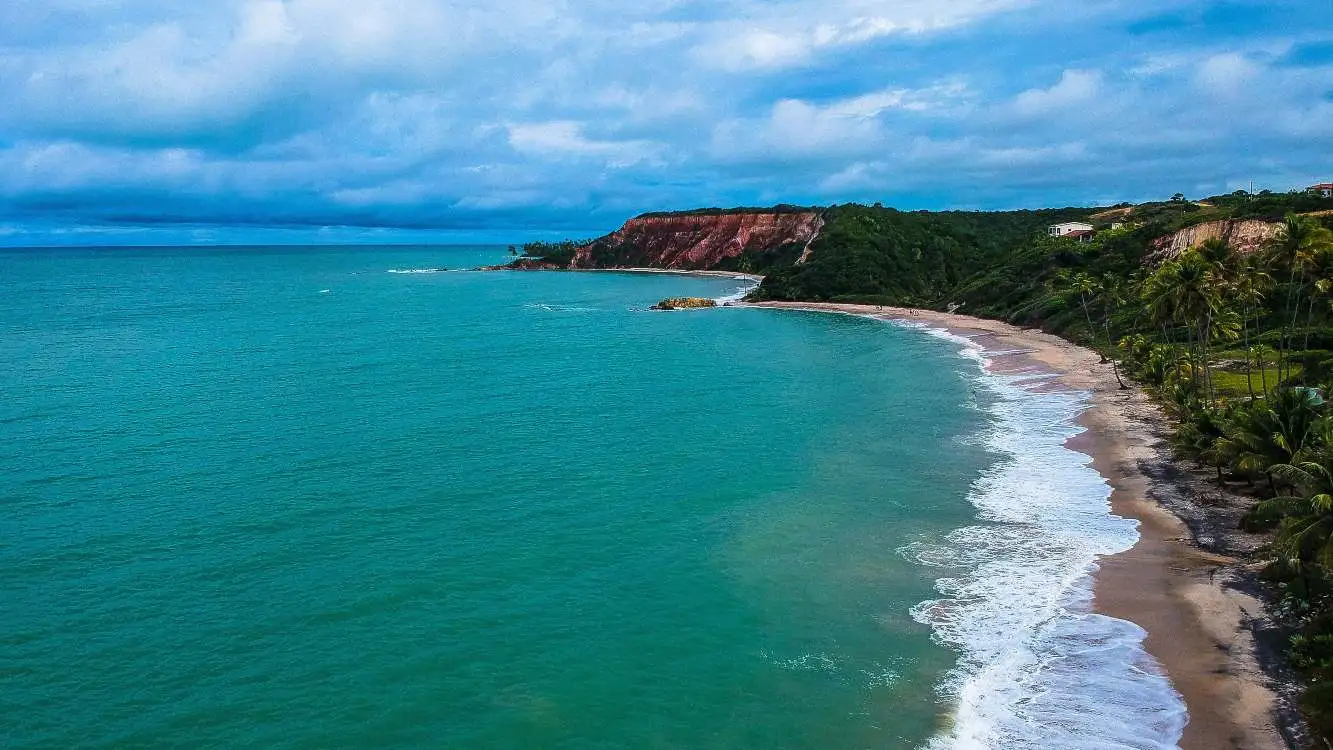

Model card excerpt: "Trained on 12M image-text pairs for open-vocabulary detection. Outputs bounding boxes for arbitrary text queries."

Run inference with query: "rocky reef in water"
[651,297,717,310]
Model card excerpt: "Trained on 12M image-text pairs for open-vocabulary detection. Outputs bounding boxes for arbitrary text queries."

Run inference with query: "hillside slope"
[1149,220,1284,263]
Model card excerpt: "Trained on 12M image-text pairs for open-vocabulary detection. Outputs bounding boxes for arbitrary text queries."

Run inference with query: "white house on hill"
[1309,183,1333,198]
[1048,222,1094,237]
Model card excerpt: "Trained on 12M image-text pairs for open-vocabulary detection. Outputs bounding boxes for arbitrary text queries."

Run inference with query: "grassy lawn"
[1212,365,1300,397]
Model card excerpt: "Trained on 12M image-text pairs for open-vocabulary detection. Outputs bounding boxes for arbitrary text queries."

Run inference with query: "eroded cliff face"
[568,211,824,270]
[1151,219,1283,262]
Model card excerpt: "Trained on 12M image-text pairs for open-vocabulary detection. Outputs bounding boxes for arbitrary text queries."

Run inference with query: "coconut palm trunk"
[1243,304,1255,399]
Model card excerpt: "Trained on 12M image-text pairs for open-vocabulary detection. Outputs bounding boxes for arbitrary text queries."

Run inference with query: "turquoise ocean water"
[1,246,1184,748]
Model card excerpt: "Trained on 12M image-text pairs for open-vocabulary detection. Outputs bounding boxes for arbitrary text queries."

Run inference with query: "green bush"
[1302,681,1333,738]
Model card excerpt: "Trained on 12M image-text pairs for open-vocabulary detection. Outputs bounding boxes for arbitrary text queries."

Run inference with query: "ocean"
[1,245,1184,748]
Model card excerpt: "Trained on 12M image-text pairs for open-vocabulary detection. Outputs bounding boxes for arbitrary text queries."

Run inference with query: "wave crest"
[902,328,1187,749]
[713,279,760,304]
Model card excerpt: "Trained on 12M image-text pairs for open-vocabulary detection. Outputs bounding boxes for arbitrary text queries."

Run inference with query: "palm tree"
[1260,422,1333,580]
[1303,245,1333,352]
[1265,215,1333,378]
[1064,271,1104,356]
[1252,343,1278,394]
[1097,274,1130,389]
[1218,387,1324,493]
[1230,255,1274,398]
[1152,251,1224,399]
[1199,236,1233,270]
[1144,258,1192,383]
[1175,400,1234,484]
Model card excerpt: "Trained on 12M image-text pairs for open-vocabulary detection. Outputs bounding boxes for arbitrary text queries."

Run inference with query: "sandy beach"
[745,301,1299,750]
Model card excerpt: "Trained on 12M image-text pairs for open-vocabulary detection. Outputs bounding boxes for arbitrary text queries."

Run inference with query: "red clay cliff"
[566,210,824,271]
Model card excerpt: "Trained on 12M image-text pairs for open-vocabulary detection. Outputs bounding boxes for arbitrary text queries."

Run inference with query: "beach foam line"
[897,324,1187,749]
[522,302,598,313]
[713,279,760,305]
[386,267,452,274]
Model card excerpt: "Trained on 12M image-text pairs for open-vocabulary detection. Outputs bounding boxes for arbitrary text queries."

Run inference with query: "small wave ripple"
[713,278,760,304]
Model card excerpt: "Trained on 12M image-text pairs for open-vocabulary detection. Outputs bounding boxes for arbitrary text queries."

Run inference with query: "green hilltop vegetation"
[516,239,583,266]
[521,188,1333,736]
[637,204,819,218]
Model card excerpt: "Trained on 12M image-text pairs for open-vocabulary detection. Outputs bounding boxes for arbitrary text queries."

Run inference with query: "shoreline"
[743,301,1295,749]
[488,265,765,283]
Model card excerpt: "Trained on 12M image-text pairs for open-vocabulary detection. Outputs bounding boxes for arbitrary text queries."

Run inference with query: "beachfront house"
[1309,183,1333,198]
[1048,222,1094,237]
[1048,222,1095,242]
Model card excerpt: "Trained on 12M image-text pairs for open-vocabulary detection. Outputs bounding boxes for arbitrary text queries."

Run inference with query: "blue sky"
[1,0,1330,245]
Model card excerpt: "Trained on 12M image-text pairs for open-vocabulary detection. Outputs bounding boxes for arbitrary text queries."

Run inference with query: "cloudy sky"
[1,0,1331,245]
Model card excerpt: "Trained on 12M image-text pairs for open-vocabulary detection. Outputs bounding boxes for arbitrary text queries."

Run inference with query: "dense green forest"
[521,190,1333,737]
[518,239,583,266]
[755,204,1095,305]
[638,204,817,218]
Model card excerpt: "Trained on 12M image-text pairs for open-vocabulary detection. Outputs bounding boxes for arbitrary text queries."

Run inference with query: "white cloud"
[507,121,662,166]
[0,0,1331,238]
[826,81,971,117]
[706,30,813,71]
[712,99,881,161]
[1194,53,1259,98]
[1013,69,1102,116]
[1,0,558,140]
[3,141,207,193]
[712,80,972,162]
[692,0,1030,71]
[978,141,1089,167]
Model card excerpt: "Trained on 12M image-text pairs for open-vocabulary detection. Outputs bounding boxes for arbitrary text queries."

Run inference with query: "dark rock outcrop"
[651,297,717,310]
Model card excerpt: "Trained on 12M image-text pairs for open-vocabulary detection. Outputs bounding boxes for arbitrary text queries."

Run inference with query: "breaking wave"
[899,325,1187,749]
[386,267,453,274]
[713,277,761,304]
[522,303,598,313]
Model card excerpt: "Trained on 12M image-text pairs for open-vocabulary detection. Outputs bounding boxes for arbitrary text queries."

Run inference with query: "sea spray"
[714,276,761,305]
[899,324,1188,749]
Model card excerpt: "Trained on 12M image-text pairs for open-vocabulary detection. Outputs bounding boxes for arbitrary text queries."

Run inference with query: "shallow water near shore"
[2,245,1182,748]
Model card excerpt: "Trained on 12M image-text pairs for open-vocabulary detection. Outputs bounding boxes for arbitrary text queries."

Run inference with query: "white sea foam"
[386,267,452,274]
[714,280,759,304]
[522,302,597,313]
[896,325,1187,749]
[761,650,904,689]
